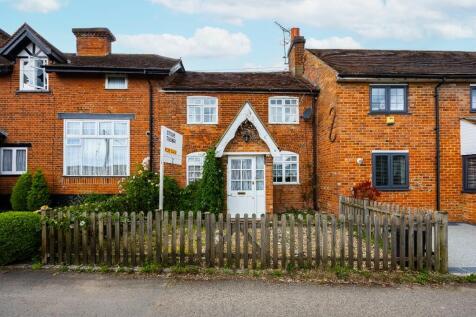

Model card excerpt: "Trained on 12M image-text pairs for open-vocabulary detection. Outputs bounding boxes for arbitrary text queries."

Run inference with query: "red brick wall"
[75,36,111,56]
[304,52,476,223]
[154,92,315,213]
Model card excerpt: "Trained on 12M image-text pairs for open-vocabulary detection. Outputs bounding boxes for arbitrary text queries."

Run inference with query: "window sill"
[368,112,411,116]
[268,122,300,125]
[462,190,476,194]
[62,175,129,178]
[105,88,128,91]
[273,182,300,186]
[0,174,24,177]
[16,89,51,94]
[186,123,219,126]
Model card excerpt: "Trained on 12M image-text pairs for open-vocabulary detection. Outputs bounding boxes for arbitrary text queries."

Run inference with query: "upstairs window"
[186,152,205,184]
[372,151,409,190]
[471,86,476,112]
[187,97,218,124]
[0,147,27,175]
[64,120,130,177]
[20,57,48,91]
[269,97,299,124]
[106,75,128,89]
[273,152,299,184]
[463,155,476,193]
[370,85,407,113]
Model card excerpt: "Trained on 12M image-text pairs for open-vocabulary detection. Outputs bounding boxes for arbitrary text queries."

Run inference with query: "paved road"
[448,222,476,274]
[0,270,475,317]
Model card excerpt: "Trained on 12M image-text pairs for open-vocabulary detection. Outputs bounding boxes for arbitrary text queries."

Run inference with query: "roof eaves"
[45,65,172,75]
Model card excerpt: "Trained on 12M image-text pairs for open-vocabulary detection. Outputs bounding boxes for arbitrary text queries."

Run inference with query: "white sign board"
[160,126,183,165]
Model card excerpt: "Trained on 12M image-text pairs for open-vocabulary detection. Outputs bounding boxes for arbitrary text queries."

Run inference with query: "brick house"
[288,28,476,223]
[0,24,317,215]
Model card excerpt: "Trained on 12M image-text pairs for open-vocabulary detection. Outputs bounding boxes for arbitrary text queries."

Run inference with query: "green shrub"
[10,172,32,211]
[179,179,202,212]
[164,176,181,211]
[27,170,49,211]
[198,148,224,214]
[78,193,111,204]
[0,212,41,265]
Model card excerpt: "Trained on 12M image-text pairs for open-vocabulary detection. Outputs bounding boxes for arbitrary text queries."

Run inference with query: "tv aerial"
[274,21,290,65]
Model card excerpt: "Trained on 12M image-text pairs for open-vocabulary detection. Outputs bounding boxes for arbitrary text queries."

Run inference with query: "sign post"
[159,126,183,210]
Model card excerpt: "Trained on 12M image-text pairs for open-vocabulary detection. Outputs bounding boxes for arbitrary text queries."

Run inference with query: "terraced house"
[287,28,476,223]
[0,24,475,223]
[0,24,317,216]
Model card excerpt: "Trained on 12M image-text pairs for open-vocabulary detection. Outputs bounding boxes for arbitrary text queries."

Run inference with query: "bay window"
[64,120,130,176]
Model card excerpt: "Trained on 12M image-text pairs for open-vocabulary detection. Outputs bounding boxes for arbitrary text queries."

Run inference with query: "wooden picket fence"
[41,197,448,273]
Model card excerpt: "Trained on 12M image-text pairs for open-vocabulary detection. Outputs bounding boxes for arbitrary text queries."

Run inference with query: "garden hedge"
[0,212,41,266]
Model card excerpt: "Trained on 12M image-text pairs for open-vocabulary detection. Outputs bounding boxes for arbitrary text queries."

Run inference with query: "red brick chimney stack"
[72,28,116,56]
[288,27,305,76]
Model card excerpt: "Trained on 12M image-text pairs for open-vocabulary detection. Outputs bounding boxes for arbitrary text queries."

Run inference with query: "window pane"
[65,146,81,175]
[371,88,386,111]
[465,157,476,190]
[114,122,128,135]
[256,156,264,169]
[99,122,113,135]
[81,139,109,176]
[187,155,204,183]
[472,88,476,111]
[113,146,128,176]
[66,122,81,135]
[107,76,127,89]
[375,155,389,186]
[82,122,96,135]
[16,150,27,172]
[390,88,405,111]
[2,149,13,172]
[273,163,283,183]
[271,106,282,122]
[256,180,264,190]
[392,155,407,186]
[188,106,201,123]
[203,106,216,123]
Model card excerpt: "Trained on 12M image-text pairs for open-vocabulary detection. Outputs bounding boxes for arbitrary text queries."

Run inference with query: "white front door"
[227,155,265,216]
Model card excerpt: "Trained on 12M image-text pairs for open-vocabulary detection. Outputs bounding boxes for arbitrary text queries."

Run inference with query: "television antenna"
[274,21,290,65]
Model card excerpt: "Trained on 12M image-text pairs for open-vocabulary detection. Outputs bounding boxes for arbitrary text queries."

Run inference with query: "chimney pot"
[72,27,116,56]
[290,27,300,41]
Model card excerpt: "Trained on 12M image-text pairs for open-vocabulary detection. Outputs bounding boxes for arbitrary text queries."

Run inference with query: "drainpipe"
[434,78,445,211]
[311,92,319,211]
[148,80,154,170]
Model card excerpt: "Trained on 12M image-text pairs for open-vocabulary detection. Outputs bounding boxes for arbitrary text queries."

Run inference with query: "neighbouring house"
[287,28,476,223]
[0,23,317,216]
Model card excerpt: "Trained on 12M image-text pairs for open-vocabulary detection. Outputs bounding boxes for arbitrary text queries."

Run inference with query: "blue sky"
[1,0,476,71]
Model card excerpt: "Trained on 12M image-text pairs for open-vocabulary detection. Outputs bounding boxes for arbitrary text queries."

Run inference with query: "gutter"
[45,66,171,75]
[434,78,445,211]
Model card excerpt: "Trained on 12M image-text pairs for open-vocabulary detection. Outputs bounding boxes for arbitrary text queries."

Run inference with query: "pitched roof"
[308,49,476,78]
[45,53,183,74]
[162,71,317,93]
[0,23,66,62]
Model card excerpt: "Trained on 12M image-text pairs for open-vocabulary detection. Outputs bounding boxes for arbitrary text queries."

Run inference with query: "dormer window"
[106,75,128,90]
[20,57,48,91]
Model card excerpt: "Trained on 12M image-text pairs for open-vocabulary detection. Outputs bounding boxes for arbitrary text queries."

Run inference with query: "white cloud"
[306,36,362,49]
[116,27,251,58]
[14,0,62,13]
[151,0,476,40]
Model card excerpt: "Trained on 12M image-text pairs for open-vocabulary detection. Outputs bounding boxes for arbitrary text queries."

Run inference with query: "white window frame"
[273,151,299,185]
[63,119,130,177]
[0,147,28,175]
[105,74,128,90]
[19,56,48,91]
[268,96,299,124]
[186,152,206,185]
[186,96,218,124]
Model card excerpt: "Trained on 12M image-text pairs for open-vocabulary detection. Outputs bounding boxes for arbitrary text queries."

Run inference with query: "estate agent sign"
[159,126,183,210]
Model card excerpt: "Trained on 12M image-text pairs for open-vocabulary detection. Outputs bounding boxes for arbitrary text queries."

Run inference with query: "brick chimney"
[72,28,116,56]
[288,27,305,76]
[0,29,10,48]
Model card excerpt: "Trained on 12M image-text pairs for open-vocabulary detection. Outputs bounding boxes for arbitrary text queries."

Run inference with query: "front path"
[0,270,475,317]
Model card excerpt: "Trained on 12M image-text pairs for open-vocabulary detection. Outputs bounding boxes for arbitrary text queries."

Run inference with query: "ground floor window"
[186,152,205,184]
[64,120,130,176]
[0,147,27,175]
[463,155,476,193]
[273,152,299,184]
[372,151,409,190]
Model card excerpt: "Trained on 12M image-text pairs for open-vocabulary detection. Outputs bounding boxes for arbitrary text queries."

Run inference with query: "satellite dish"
[302,107,313,121]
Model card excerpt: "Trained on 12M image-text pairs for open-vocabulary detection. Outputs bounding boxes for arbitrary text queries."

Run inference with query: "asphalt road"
[0,270,475,317]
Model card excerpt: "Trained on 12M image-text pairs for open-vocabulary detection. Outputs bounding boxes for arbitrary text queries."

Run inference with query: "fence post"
[439,212,448,273]
[41,209,47,264]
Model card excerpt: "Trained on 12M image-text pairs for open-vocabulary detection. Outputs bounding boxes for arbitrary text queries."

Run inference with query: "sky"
[1,0,476,72]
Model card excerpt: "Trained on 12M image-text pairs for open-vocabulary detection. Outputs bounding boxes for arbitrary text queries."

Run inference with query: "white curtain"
[82,139,109,176]
[2,149,12,172]
[15,149,26,172]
